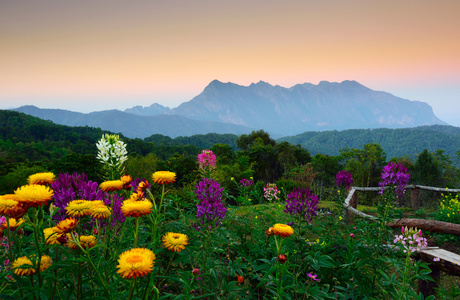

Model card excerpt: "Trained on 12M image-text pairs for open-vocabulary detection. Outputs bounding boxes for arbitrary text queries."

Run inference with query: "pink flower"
[307,273,321,282]
[350,233,355,238]
[433,257,440,262]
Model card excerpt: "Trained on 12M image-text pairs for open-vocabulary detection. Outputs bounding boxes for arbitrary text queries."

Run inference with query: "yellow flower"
[14,184,54,208]
[89,205,111,219]
[11,255,52,276]
[117,248,155,279]
[40,255,52,272]
[152,171,176,185]
[121,200,153,217]
[66,200,92,217]
[0,196,19,216]
[272,223,294,237]
[55,218,78,234]
[99,180,124,192]
[80,235,97,249]
[12,256,35,276]
[2,218,25,231]
[162,232,189,252]
[43,227,62,245]
[27,172,55,185]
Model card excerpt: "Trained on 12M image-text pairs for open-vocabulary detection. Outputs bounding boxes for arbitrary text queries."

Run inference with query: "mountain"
[12,106,253,139]
[124,103,170,116]
[166,80,446,136]
[278,125,460,159]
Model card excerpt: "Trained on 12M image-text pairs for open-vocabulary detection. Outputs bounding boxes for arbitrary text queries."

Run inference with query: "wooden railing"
[342,185,460,297]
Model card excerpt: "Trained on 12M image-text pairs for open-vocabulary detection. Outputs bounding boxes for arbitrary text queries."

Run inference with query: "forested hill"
[279,125,460,159]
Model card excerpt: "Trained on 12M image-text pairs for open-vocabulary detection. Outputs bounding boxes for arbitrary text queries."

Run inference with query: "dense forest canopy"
[1,110,460,198]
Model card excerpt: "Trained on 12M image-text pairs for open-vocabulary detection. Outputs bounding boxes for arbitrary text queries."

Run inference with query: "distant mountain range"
[11,80,446,138]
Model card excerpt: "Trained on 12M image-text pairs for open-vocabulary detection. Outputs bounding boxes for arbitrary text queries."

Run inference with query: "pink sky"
[1,0,459,126]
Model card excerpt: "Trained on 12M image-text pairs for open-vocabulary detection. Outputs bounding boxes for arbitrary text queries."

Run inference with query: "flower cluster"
[336,170,353,190]
[435,192,460,224]
[195,178,227,230]
[240,178,253,187]
[393,227,428,253]
[263,183,280,202]
[96,134,128,178]
[197,150,216,170]
[284,188,319,224]
[378,162,410,197]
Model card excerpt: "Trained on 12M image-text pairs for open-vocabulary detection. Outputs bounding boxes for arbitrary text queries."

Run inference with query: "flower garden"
[1,134,460,299]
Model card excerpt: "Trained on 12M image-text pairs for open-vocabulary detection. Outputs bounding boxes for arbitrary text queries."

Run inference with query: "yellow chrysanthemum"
[66,200,92,217]
[2,218,25,230]
[152,171,176,185]
[0,197,19,215]
[272,223,294,238]
[121,200,153,217]
[44,227,62,245]
[89,205,111,219]
[27,172,55,185]
[12,256,35,276]
[162,232,189,252]
[99,180,124,192]
[66,234,79,250]
[80,235,97,249]
[116,248,155,279]
[55,218,78,234]
[14,184,54,208]
[40,255,52,272]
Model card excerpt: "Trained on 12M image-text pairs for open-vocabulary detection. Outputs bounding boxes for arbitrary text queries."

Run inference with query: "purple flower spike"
[285,188,319,224]
[336,171,353,190]
[378,162,410,197]
[195,178,227,230]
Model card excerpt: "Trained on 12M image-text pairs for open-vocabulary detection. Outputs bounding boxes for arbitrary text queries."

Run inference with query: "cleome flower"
[27,172,56,185]
[116,248,156,279]
[162,232,189,252]
[14,184,54,208]
[152,171,176,185]
[121,199,153,217]
[272,223,294,237]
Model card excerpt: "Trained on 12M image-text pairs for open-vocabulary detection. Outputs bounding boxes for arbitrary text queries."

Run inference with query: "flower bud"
[278,254,287,264]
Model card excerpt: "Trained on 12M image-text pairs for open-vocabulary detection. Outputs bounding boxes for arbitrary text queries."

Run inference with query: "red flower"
[278,254,287,264]
[237,275,243,284]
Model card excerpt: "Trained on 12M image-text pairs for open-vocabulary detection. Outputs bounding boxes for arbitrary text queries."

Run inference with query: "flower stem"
[134,217,140,248]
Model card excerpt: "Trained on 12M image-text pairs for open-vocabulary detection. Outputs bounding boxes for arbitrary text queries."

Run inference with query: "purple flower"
[284,188,319,224]
[240,178,253,187]
[195,178,227,230]
[307,273,321,282]
[378,162,410,197]
[336,171,353,190]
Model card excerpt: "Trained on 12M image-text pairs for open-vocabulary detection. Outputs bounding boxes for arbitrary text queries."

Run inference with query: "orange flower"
[99,180,124,192]
[2,218,25,231]
[272,223,294,237]
[14,184,53,208]
[55,218,78,234]
[152,171,176,185]
[238,275,243,284]
[121,200,153,217]
[121,175,133,189]
[44,227,63,245]
[117,248,155,279]
[27,172,55,185]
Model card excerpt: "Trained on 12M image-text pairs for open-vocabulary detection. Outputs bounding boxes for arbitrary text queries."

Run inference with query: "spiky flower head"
[80,235,97,249]
[55,218,78,234]
[89,204,111,219]
[99,180,124,192]
[152,171,176,185]
[96,134,128,173]
[116,248,155,279]
[12,255,52,276]
[379,162,410,197]
[44,227,62,245]
[65,200,92,217]
[2,217,25,231]
[198,150,217,170]
[121,199,153,217]
[162,232,189,252]
[394,226,428,253]
[272,223,294,238]
[27,172,56,185]
[195,177,227,230]
[14,184,54,208]
[284,188,319,224]
[336,170,353,190]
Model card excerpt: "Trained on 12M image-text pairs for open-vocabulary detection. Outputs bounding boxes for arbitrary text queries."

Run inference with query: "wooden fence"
[342,185,460,296]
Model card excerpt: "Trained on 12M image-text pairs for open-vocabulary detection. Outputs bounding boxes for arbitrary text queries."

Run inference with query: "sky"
[1,0,459,126]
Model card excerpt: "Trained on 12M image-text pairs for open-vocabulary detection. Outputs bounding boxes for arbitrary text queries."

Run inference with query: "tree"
[236,130,276,151]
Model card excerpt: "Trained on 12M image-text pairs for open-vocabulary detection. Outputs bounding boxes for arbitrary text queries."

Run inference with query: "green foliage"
[0,163,48,194]
[49,153,101,182]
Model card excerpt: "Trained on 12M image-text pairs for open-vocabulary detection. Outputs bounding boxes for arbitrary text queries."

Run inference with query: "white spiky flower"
[96,134,128,177]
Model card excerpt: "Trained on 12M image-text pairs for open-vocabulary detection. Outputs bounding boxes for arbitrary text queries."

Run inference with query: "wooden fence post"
[411,187,420,210]
[345,190,358,224]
